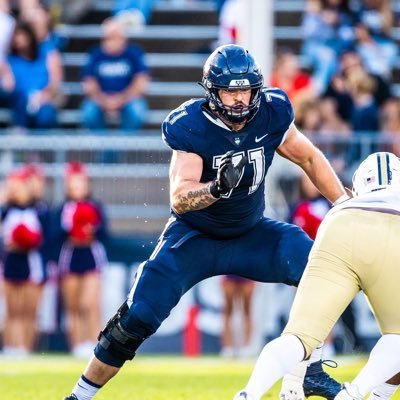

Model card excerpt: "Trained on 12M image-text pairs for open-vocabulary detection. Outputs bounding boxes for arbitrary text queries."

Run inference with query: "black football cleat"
[63,395,79,400]
[303,360,342,400]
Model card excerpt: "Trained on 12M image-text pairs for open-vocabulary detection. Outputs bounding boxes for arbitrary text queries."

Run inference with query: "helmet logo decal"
[229,79,250,87]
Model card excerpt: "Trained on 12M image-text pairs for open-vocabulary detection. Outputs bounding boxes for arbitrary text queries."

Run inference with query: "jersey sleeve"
[263,87,295,134]
[162,105,195,153]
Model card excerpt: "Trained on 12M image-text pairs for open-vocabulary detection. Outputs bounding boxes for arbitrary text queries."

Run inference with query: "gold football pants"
[283,208,400,357]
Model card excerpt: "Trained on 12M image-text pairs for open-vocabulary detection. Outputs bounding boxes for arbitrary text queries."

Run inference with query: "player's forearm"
[300,151,348,204]
[171,181,218,214]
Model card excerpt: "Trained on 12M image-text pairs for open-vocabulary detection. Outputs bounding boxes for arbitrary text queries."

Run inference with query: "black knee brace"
[97,301,147,362]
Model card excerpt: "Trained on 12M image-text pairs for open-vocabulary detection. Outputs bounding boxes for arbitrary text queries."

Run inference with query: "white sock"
[284,360,308,381]
[308,343,323,365]
[322,341,336,359]
[245,334,305,400]
[72,375,102,400]
[352,335,400,396]
[368,382,399,400]
[281,361,308,397]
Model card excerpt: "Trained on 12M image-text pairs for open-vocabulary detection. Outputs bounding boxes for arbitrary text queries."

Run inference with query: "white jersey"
[329,188,400,217]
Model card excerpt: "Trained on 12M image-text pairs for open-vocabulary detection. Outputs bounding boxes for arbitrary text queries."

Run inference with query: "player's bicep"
[169,150,203,190]
[276,123,317,166]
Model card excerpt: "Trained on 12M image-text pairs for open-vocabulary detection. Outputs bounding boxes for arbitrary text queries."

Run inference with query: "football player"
[234,152,400,400]
[63,44,349,400]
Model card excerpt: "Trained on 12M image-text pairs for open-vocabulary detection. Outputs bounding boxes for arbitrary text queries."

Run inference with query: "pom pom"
[11,223,42,250]
[70,201,100,242]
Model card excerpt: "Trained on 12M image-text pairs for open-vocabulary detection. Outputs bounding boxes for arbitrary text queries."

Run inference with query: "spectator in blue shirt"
[22,5,64,80]
[0,21,58,130]
[81,17,150,132]
[22,5,64,116]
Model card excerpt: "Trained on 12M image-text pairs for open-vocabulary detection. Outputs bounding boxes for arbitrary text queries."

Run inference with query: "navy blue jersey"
[162,88,294,238]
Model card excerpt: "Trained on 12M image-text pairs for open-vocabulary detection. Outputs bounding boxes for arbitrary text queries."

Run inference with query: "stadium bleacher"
[53,0,218,131]
[0,0,218,130]
[1,0,399,130]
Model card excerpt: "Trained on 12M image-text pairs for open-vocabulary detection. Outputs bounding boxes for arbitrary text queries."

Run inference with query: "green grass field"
[1,354,399,400]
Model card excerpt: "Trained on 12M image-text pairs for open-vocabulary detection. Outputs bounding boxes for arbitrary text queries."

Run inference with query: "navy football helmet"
[201,44,264,125]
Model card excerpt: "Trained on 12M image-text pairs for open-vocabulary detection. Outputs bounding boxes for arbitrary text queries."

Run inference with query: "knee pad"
[95,301,150,367]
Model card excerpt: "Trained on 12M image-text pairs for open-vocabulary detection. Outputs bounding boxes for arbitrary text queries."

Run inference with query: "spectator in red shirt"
[270,49,317,115]
[290,173,331,240]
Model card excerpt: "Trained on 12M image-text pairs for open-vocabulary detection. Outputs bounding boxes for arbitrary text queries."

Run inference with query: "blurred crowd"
[0,0,151,133]
[0,0,230,134]
[0,161,109,358]
[1,0,397,146]
[295,0,398,138]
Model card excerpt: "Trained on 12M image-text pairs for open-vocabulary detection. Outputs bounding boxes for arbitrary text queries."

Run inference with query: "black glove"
[209,150,248,198]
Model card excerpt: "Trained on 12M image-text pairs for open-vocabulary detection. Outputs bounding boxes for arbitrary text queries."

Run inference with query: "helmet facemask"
[205,85,262,125]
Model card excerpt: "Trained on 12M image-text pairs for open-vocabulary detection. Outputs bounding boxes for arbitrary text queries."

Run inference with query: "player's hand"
[210,150,247,198]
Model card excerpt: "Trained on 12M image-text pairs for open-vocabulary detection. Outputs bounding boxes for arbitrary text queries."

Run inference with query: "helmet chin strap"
[215,110,248,130]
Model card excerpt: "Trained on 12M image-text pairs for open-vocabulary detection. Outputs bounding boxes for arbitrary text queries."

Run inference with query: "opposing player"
[63,44,348,400]
[234,152,400,400]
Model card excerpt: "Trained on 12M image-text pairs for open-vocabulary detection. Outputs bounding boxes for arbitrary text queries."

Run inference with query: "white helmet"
[352,152,400,196]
